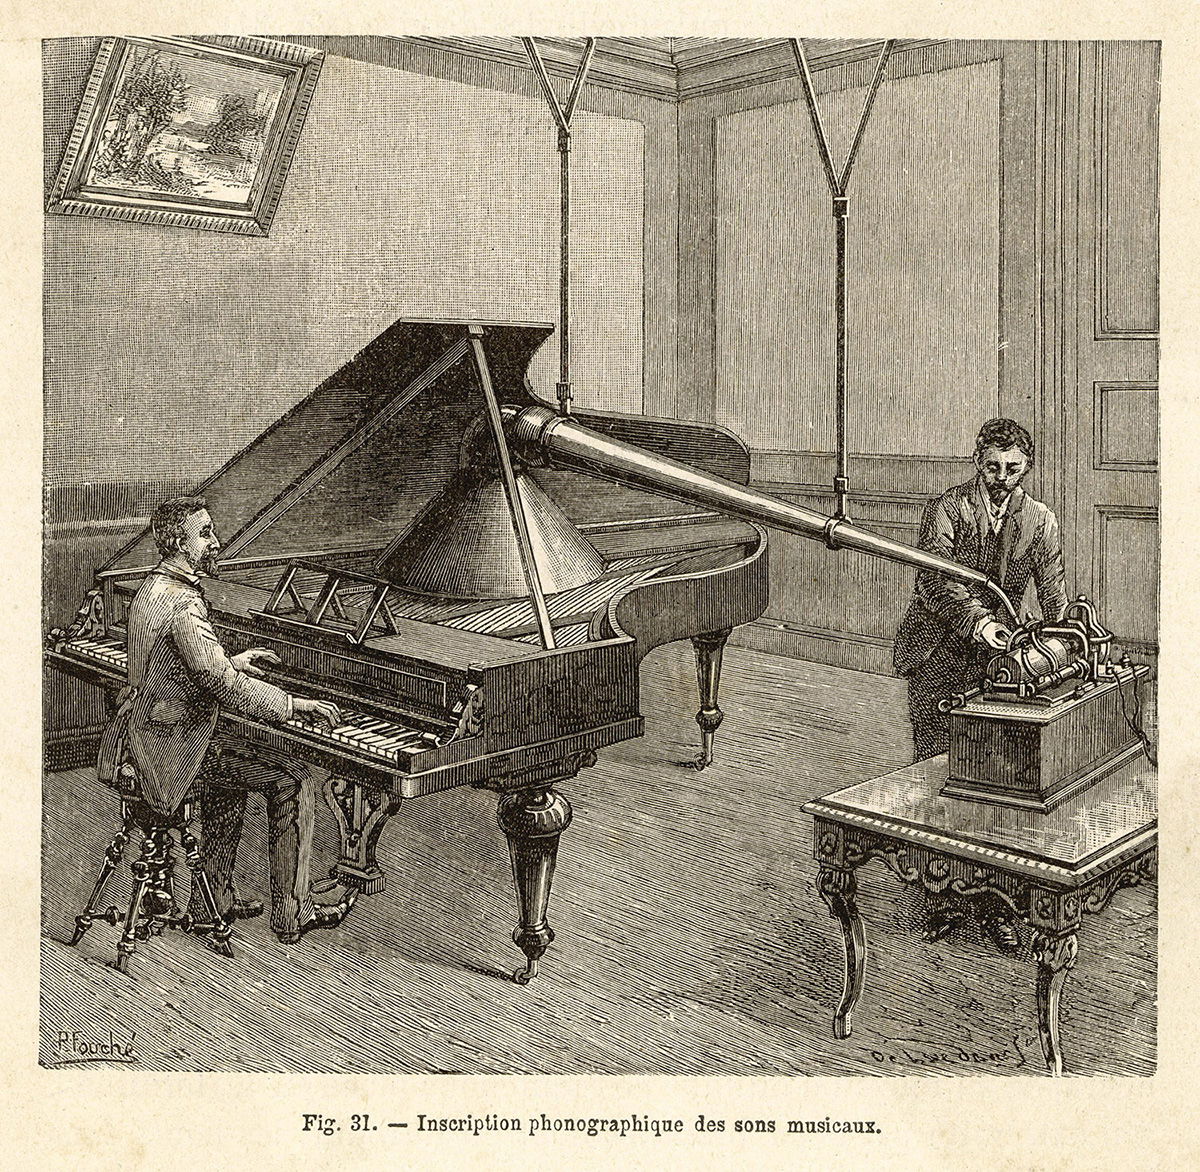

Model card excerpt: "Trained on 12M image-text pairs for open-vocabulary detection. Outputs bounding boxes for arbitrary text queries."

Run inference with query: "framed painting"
[47,36,324,236]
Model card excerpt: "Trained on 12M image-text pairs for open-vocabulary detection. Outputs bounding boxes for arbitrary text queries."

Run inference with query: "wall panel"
[1094,382,1158,470]
[1095,506,1159,650]
[1094,41,1159,339]
[715,60,1001,458]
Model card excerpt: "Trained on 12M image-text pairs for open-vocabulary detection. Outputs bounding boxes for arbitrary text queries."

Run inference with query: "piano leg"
[692,627,732,770]
[497,782,573,985]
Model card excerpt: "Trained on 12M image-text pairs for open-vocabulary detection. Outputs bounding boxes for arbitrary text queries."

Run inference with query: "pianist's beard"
[183,548,221,578]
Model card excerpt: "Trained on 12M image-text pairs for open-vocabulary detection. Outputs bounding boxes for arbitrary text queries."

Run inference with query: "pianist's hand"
[293,696,342,730]
[231,647,281,678]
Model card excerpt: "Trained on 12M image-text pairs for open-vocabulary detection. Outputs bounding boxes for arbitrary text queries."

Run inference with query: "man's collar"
[153,555,203,589]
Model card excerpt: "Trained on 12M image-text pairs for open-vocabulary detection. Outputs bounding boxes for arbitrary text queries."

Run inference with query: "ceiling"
[404,37,939,101]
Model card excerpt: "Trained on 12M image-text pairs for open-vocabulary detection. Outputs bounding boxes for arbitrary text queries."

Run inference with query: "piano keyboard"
[59,637,440,765]
[66,636,128,670]
[285,712,442,758]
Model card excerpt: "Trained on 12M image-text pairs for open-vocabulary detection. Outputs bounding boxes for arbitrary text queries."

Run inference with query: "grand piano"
[47,317,1005,981]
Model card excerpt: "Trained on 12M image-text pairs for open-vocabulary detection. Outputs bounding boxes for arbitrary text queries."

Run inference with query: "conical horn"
[376,465,606,599]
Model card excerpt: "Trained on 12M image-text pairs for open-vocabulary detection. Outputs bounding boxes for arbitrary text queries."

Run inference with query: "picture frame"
[47,35,324,236]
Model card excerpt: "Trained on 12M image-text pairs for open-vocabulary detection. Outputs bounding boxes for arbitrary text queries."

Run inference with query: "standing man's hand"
[231,647,281,677]
[977,620,1012,650]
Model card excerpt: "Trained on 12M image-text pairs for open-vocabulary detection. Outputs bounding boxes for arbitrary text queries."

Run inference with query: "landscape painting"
[47,36,323,235]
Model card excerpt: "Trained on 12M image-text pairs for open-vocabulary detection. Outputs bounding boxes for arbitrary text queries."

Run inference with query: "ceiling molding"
[406,36,679,100]
[398,36,948,104]
[676,38,947,100]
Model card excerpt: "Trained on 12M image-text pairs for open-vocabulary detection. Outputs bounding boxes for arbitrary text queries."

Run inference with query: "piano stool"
[70,765,236,974]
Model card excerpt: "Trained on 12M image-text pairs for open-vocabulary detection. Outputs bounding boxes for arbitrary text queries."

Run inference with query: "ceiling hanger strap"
[790,38,895,522]
[520,37,598,416]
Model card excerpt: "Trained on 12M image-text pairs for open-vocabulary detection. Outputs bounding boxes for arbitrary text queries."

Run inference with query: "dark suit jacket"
[121,562,293,814]
[893,477,1068,678]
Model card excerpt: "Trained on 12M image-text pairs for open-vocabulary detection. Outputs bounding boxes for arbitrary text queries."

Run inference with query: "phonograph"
[938,597,1154,811]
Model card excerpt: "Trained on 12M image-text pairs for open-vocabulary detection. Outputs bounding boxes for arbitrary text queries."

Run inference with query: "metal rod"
[558,128,572,414]
[505,405,1017,616]
[559,40,595,416]
[469,330,556,650]
[834,202,849,520]
[563,38,597,123]
[791,37,894,525]
[521,36,596,417]
[521,38,568,134]
[838,39,895,189]
[789,38,839,195]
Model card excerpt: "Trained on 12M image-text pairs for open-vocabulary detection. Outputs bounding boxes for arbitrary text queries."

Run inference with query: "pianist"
[119,495,347,944]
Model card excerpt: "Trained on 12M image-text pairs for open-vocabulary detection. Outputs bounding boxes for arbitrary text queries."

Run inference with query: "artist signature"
[45,1027,140,1066]
[869,1034,1039,1069]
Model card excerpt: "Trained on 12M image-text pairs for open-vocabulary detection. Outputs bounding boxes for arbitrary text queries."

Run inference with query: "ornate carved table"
[803,752,1157,1076]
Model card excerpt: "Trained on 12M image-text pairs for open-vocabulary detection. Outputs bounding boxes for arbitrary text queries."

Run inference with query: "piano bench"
[70,769,237,974]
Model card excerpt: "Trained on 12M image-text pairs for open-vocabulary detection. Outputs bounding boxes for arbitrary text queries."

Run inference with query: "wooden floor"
[39,644,1157,1076]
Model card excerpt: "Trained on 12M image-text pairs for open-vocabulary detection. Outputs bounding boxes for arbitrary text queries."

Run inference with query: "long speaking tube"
[504,405,1018,623]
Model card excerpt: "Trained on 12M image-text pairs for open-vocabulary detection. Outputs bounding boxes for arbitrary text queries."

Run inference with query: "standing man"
[894,417,1068,760]
[893,419,1068,947]
[121,495,347,944]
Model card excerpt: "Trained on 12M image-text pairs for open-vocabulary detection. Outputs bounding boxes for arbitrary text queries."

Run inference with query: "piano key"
[331,725,382,747]
[341,721,391,745]
[287,721,402,760]
[384,729,425,748]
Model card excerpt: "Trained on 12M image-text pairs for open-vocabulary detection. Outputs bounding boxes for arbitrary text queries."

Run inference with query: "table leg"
[1032,930,1078,1076]
[817,865,866,1039]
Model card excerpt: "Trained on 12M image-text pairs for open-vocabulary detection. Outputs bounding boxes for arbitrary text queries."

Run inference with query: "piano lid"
[104,319,554,572]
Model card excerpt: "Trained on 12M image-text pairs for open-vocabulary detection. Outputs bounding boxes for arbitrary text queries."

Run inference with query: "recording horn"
[503,404,1018,622]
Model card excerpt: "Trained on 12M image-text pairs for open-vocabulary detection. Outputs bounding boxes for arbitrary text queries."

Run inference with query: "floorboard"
[40,644,1157,1076]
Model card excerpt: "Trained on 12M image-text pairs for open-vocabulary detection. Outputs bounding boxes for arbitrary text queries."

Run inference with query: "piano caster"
[694,727,718,771]
[497,785,572,986]
[513,958,540,985]
[511,921,554,984]
[692,628,731,770]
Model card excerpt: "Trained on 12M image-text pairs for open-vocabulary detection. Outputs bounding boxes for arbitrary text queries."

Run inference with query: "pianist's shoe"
[276,892,355,945]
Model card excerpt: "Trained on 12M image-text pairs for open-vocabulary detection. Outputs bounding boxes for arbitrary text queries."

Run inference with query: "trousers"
[186,742,317,936]
[905,639,989,762]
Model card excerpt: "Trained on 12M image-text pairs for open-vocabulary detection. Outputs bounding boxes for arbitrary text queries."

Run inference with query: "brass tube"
[505,405,1017,621]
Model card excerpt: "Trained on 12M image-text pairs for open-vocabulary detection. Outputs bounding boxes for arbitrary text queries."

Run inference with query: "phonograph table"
[804,752,1157,1076]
